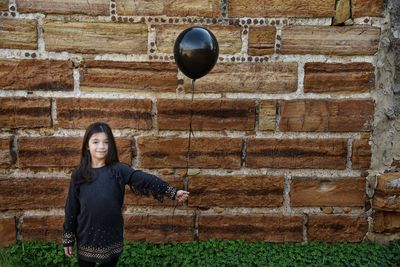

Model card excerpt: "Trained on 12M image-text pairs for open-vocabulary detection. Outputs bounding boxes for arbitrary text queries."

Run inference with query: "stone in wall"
[352,0,384,17]
[373,172,400,211]
[0,59,73,91]
[373,211,400,233]
[281,25,380,56]
[248,26,276,56]
[198,214,304,242]
[57,98,153,130]
[0,0,8,11]
[124,214,194,243]
[0,97,52,129]
[258,100,277,131]
[117,0,220,17]
[182,63,298,94]
[0,218,15,246]
[0,137,13,166]
[137,137,242,169]
[333,0,351,25]
[15,0,110,15]
[279,100,374,132]
[21,216,63,242]
[80,61,177,93]
[0,18,37,50]
[308,215,368,242]
[352,134,371,171]
[188,175,284,208]
[228,0,335,17]
[156,25,242,55]
[44,21,148,54]
[0,178,69,210]
[304,62,375,94]
[246,138,347,169]
[291,177,365,207]
[157,99,256,131]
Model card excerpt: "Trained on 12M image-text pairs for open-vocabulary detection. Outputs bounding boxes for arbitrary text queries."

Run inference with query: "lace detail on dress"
[78,242,123,261]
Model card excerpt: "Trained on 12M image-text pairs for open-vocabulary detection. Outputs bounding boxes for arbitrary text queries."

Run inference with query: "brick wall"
[0,0,398,246]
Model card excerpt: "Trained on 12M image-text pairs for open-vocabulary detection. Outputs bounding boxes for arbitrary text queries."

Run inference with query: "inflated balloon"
[174,27,219,80]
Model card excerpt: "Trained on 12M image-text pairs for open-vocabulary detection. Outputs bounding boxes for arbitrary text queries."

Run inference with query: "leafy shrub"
[1,239,399,267]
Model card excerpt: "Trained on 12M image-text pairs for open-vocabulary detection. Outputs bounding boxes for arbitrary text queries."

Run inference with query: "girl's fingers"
[64,246,73,257]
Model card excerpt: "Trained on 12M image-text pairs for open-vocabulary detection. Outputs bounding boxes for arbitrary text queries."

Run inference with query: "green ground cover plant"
[1,239,399,267]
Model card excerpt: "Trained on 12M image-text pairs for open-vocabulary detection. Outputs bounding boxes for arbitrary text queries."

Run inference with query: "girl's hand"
[64,246,73,257]
[176,190,189,203]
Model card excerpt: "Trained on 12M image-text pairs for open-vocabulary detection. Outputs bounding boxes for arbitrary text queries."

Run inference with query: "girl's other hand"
[176,190,189,203]
[64,246,73,257]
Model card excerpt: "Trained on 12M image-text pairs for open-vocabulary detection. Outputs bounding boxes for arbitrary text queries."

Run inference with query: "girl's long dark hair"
[73,122,119,184]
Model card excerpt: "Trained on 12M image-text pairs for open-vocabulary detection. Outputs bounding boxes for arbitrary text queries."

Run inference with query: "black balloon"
[174,27,219,80]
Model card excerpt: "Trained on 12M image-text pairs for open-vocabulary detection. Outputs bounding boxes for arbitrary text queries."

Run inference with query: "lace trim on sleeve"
[165,185,177,200]
[62,232,75,246]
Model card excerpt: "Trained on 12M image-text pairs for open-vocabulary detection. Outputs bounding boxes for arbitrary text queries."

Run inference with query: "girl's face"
[88,132,109,164]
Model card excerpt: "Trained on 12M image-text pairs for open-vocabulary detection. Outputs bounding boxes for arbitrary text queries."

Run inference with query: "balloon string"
[186,79,195,169]
[172,79,196,235]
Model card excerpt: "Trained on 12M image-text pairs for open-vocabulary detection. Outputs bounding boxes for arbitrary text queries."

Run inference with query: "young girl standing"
[62,122,189,267]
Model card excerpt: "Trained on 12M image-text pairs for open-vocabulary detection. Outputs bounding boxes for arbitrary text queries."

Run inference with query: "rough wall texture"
[0,0,398,246]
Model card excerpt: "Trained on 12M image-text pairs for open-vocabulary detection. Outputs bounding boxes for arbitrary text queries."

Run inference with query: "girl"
[62,122,189,267]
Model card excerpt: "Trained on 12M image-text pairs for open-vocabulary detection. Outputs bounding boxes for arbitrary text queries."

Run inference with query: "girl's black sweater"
[62,162,177,263]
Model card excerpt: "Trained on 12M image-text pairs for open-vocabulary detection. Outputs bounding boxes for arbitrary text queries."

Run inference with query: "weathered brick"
[228,0,335,17]
[0,178,69,210]
[373,211,400,233]
[189,175,284,207]
[198,214,303,242]
[117,0,219,17]
[352,134,371,170]
[373,173,400,211]
[0,138,13,166]
[137,137,242,169]
[290,177,365,207]
[0,97,51,129]
[0,218,15,246]
[156,25,241,55]
[0,0,8,11]
[279,100,374,132]
[248,26,276,56]
[157,99,256,131]
[124,214,194,243]
[0,59,73,91]
[259,100,276,131]
[246,138,347,169]
[16,0,109,15]
[0,18,37,49]
[304,62,375,93]
[183,63,297,94]
[308,215,368,242]
[352,0,384,17]
[19,137,132,168]
[80,61,177,93]
[57,98,152,129]
[22,216,63,242]
[125,175,183,207]
[44,21,147,54]
[281,25,380,55]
